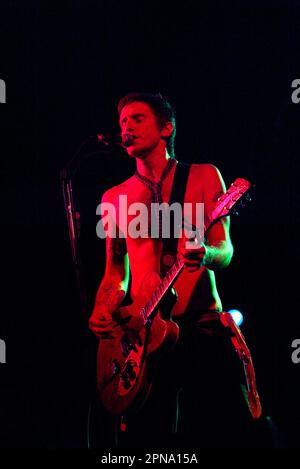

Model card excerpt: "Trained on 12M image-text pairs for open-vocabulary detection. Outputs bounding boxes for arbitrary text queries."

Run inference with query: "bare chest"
[115,168,205,239]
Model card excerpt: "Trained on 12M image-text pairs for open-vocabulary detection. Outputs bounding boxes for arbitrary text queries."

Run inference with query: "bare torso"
[108,162,223,318]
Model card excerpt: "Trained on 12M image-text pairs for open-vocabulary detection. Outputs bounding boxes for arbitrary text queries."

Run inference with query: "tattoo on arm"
[93,235,127,321]
[96,282,126,315]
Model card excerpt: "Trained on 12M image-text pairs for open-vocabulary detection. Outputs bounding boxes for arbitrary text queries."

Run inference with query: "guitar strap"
[160,161,191,275]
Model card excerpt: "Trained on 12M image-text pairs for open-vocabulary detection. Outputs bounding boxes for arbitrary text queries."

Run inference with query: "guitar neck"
[140,257,184,324]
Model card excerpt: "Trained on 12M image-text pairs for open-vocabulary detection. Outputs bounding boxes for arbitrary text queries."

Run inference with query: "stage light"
[228,309,244,326]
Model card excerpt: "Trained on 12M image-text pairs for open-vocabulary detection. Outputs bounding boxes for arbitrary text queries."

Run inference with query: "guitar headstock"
[211,178,253,223]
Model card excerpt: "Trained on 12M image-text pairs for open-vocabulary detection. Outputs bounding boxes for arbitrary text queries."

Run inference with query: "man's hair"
[117,92,176,157]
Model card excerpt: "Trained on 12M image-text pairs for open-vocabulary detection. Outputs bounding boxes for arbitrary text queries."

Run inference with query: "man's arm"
[202,164,233,270]
[89,191,130,337]
[183,164,233,272]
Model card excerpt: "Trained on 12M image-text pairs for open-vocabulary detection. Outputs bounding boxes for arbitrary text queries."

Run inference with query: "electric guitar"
[97,178,252,416]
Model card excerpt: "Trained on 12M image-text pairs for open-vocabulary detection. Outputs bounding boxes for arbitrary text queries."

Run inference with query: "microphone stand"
[60,136,113,318]
[60,163,88,317]
[60,135,126,318]
[60,135,129,448]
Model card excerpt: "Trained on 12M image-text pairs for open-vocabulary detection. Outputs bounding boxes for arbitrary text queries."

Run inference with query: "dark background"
[0,0,299,448]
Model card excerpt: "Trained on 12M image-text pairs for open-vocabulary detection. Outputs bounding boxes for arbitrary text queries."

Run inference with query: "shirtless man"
[89,93,252,448]
[90,94,233,330]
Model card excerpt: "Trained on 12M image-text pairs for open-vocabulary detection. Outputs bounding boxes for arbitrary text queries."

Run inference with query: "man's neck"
[135,148,173,182]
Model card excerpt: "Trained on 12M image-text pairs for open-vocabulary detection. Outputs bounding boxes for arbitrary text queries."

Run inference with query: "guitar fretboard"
[140,257,184,324]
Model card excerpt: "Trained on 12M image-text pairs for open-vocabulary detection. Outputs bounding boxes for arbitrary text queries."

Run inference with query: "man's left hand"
[178,234,207,273]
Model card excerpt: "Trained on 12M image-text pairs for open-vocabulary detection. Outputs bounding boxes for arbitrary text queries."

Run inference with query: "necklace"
[135,158,177,237]
[135,158,176,205]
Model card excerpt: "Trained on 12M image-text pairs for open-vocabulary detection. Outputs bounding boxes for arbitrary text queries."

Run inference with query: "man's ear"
[160,121,173,138]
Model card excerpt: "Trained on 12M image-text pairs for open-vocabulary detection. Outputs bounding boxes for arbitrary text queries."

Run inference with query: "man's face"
[119,101,166,158]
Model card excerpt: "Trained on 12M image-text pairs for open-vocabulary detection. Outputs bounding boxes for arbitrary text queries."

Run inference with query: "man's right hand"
[112,306,144,332]
[89,311,117,338]
[89,307,144,338]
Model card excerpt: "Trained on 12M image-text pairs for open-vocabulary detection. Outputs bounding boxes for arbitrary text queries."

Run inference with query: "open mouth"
[127,135,139,145]
[122,134,141,148]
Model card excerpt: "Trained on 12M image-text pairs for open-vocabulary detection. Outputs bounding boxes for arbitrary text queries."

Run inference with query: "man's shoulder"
[187,164,225,196]
[188,163,222,184]
[190,163,220,176]
[101,175,136,203]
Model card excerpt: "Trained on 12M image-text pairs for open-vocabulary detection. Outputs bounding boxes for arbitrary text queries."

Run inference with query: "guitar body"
[97,271,180,415]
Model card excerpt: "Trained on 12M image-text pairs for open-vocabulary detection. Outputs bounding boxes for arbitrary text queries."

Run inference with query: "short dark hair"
[117,92,176,157]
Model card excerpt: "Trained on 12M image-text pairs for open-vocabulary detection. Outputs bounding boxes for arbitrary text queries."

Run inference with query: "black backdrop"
[0,0,299,449]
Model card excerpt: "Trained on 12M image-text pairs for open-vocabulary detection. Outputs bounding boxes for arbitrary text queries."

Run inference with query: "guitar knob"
[126,362,137,380]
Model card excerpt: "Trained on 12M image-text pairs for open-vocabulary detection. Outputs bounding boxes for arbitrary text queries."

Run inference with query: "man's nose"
[124,119,135,133]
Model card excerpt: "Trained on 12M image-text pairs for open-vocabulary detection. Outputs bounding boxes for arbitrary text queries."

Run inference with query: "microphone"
[96,133,134,148]
[60,133,134,180]
[122,133,134,147]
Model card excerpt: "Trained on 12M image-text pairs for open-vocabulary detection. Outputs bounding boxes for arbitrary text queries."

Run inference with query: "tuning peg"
[232,209,239,216]
[245,193,252,202]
